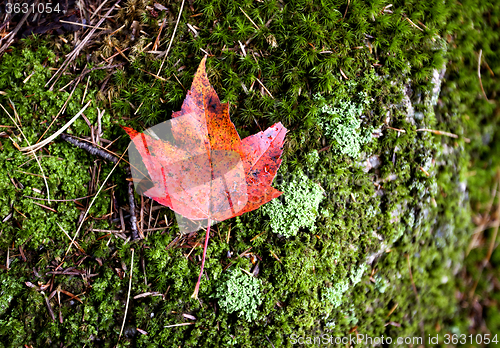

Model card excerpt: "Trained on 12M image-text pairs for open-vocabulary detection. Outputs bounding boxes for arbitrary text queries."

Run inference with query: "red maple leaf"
[122,56,286,298]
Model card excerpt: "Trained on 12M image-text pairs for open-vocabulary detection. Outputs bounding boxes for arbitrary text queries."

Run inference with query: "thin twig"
[0,101,51,202]
[406,254,419,299]
[254,77,273,98]
[478,49,492,103]
[157,0,186,75]
[21,101,91,154]
[59,20,107,30]
[138,68,167,81]
[416,128,458,138]
[164,323,194,328]
[90,0,110,20]
[239,7,260,30]
[118,248,134,344]
[405,17,423,31]
[486,191,500,262]
[56,222,83,252]
[153,18,167,51]
[386,126,406,133]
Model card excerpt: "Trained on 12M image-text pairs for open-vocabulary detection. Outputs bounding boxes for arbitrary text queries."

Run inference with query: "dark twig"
[61,133,118,163]
[128,179,139,240]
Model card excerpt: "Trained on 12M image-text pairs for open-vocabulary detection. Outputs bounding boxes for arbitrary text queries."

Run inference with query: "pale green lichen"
[314,91,374,158]
[324,280,350,308]
[324,264,367,308]
[373,274,390,294]
[305,149,320,166]
[262,169,325,238]
[215,268,262,322]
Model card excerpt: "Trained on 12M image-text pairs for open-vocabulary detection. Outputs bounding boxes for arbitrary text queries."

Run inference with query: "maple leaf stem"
[191,218,211,299]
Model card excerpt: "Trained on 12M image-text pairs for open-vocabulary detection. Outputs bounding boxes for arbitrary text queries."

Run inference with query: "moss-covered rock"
[0,0,498,346]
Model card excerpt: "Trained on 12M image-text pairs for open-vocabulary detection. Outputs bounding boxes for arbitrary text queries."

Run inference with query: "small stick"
[157,0,186,75]
[173,73,185,90]
[118,248,134,344]
[110,24,126,37]
[23,193,100,202]
[386,126,406,133]
[266,336,276,348]
[15,169,50,179]
[419,167,430,177]
[250,230,266,242]
[415,128,458,138]
[44,292,55,321]
[112,44,131,62]
[33,202,57,213]
[186,23,199,37]
[90,0,110,20]
[133,291,163,299]
[478,49,492,102]
[255,77,273,98]
[405,254,419,299]
[148,200,153,230]
[59,20,107,30]
[138,68,167,81]
[120,207,126,232]
[239,7,260,30]
[97,109,103,145]
[57,222,82,252]
[269,249,281,263]
[238,40,247,56]
[386,303,398,317]
[140,195,144,238]
[340,68,348,80]
[93,229,129,233]
[22,101,91,153]
[318,145,331,153]
[153,18,167,51]
[226,225,231,243]
[239,267,254,277]
[82,76,90,105]
[164,323,194,328]
[343,0,350,19]
[405,17,423,31]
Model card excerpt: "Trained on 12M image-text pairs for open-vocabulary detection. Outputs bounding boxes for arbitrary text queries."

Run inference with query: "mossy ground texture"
[0,0,499,347]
